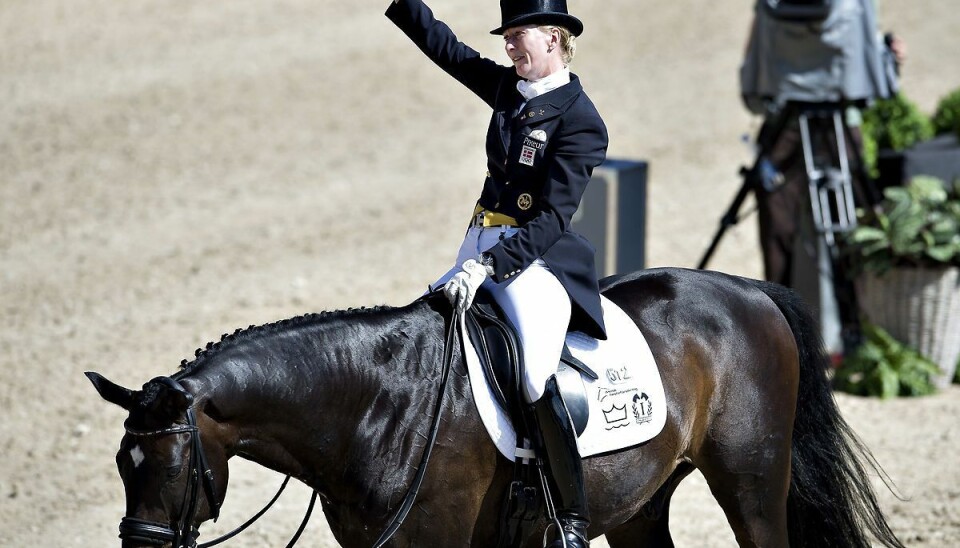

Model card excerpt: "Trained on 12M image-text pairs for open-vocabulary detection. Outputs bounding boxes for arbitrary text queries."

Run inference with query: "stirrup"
[544,519,589,548]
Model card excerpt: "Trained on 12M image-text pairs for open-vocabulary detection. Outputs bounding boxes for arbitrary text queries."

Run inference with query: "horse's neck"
[193,303,449,500]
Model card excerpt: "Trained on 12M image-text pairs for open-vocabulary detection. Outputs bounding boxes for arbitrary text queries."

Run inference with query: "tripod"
[698,102,872,354]
[697,105,792,271]
[699,102,869,269]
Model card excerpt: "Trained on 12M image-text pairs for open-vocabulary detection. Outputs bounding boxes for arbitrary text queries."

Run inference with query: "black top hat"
[490,0,584,36]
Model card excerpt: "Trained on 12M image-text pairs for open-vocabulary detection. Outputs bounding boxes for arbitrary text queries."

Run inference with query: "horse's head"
[86,371,228,548]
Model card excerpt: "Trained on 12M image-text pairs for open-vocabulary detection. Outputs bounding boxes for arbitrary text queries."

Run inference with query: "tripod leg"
[798,113,832,244]
[832,111,857,232]
[697,171,755,270]
[797,106,865,357]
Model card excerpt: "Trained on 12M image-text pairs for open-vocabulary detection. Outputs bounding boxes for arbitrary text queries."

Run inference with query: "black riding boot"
[532,375,590,548]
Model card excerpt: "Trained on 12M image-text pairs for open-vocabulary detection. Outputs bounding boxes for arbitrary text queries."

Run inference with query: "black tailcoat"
[387,0,608,339]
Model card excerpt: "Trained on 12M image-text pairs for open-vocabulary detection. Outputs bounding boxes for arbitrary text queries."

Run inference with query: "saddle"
[463,289,598,437]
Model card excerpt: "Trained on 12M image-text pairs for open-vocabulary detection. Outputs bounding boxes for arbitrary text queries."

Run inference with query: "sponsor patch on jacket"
[518,130,547,166]
[522,136,546,151]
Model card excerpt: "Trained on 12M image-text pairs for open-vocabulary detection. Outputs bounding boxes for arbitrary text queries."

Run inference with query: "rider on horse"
[387,0,608,545]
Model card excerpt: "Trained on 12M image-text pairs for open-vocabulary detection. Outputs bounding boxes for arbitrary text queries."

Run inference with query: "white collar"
[516,68,570,101]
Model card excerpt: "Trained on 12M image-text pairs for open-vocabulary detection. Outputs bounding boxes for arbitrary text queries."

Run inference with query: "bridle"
[116,306,458,548]
[119,405,221,548]
[117,378,318,548]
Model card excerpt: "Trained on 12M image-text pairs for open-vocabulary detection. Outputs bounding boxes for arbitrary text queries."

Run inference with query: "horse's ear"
[85,371,138,410]
[150,377,194,420]
[159,388,193,419]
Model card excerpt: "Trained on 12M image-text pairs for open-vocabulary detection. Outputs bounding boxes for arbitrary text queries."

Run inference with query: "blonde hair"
[540,25,576,66]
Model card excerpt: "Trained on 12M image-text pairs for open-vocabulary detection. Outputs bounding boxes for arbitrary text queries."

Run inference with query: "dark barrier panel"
[571,159,648,277]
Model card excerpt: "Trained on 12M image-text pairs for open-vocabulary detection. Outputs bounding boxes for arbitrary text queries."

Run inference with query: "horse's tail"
[749,279,905,548]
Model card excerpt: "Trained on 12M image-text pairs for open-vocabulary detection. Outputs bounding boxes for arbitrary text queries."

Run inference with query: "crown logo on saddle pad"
[602,403,627,424]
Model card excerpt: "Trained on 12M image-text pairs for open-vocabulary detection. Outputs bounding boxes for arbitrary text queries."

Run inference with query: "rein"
[119,391,318,548]
[371,311,460,547]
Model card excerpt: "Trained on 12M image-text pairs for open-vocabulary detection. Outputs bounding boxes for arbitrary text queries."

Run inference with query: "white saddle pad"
[462,294,667,461]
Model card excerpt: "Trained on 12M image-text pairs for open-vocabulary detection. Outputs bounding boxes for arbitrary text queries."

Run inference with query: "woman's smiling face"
[503,25,561,81]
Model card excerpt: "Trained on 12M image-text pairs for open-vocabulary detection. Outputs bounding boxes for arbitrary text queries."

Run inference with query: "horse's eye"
[165,465,183,480]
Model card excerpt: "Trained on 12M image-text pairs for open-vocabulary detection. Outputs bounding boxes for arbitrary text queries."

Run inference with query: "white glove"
[443,259,491,313]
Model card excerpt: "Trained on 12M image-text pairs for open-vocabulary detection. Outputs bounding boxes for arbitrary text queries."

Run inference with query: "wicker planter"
[857,266,960,388]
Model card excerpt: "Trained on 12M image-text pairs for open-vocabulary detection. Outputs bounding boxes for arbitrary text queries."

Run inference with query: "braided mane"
[177,305,395,375]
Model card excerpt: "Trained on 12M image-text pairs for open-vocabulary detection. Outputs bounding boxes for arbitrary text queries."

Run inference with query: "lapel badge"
[517,193,533,210]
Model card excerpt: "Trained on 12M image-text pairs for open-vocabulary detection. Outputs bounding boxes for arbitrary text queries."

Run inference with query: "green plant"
[931,87,960,138]
[861,93,935,178]
[845,175,960,275]
[834,323,942,398]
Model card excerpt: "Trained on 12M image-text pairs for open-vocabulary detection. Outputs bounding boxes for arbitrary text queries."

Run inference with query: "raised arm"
[386,0,509,107]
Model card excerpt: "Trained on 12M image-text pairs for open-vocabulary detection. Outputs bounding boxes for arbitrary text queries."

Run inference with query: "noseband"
[119,380,220,548]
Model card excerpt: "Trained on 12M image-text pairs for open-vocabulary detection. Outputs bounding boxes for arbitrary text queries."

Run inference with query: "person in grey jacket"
[739,0,904,353]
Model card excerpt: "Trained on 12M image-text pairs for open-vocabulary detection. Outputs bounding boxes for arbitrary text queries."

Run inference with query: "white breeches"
[432,226,572,403]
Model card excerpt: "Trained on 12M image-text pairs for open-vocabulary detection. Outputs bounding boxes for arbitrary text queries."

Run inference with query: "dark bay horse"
[88,268,904,548]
